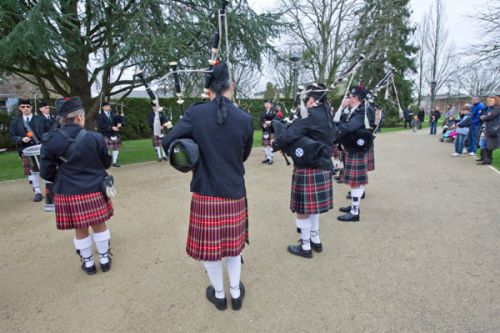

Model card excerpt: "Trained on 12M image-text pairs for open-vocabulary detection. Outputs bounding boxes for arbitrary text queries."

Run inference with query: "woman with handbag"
[40,97,114,275]
[479,96,500,165]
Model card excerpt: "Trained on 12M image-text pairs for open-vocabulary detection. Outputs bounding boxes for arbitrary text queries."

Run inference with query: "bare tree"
[468,1,500,65]
[415,13,429,107]
[450,62,500,97]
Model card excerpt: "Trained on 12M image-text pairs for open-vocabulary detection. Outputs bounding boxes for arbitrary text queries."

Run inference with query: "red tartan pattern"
[54,192,114,230]
[290,167,333,214]
[343,151,368,187]
[152,134,163,147]
[105,136,121,151]
[187,193,248,261]
[21,155,31,176]
[367,143,375,171]
[261,132,275,146]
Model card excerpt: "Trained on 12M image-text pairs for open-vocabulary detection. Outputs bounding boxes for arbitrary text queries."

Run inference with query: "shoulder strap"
[59,129,88,162]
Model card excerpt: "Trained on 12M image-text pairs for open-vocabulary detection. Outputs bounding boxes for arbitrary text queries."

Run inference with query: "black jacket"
[273,103,335,170]
[40,123,111,195]
[147,111,168,130]
[162,97,254,199]
[97,111,121,138]
[9,114,48,154]
[260,109,277,132]
[336,104,366,139]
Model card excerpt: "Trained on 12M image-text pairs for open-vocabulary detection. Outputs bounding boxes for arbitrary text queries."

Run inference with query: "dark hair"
[210,80,232,126]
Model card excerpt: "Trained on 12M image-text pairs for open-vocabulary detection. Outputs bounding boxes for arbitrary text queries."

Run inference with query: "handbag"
[101,175,117,198]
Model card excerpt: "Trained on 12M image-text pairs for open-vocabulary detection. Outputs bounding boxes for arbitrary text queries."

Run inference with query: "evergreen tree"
[352,0,417,125]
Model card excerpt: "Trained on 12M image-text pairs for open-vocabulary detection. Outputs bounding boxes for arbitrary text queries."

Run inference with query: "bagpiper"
[260,99,277,165]
[97,102,123,167]
[147,102,169,162]
[162,63,253,311]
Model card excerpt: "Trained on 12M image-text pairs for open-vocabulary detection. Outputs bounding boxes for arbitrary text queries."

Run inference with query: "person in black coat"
[272,83,335,259]
[37,101,58,135]
[9,98,46,202]
[147,103,170,161]
[40,97,114,275]
[162,63,253,311]
[260,99,277,164]
[96,102,122,167]
[335,86,370,222]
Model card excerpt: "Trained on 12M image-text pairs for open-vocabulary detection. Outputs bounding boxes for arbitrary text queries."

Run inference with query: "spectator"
[403,107,413,129]
[467,96,485,156]
[452,105,472,157]
[417,108,425,129]
[375,106,384,132]
[443,104,456,127]
[478,95,500,165]
[429,106,441,135]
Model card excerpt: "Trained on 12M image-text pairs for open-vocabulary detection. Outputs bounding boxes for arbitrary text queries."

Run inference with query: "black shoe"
[81,262,97,275]
[346,191,365,199]
[162,156,168,161]
[231,282,246,311]
[261,159,269,164]
[33,193,43,202]
[267,159,274,165]
[112,163,121,168]
[296,227,301,234]
[339,205,351,213]
[337,213,360,222]
[310,240,323,253]
[99,251,113,272]
[157,158,162,162]
[287,241,313,259]
[206,285,227,311]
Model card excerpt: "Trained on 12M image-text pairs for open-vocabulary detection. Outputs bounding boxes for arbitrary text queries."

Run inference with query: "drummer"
[9,98,45,202]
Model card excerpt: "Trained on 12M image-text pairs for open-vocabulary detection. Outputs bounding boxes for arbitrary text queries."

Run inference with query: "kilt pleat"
[343,151,368,187]
[367,143,375,171]
[105,136,121,151]
[54,192,114,230]
[261,132,275,146]
[21,155,31,176]
[187,193,248,261]
[290,167,333,214]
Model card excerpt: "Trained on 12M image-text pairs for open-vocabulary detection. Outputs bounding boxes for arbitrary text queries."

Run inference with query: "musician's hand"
[112,126,119,131]
[117,123,122,128]
[22,137,31,143]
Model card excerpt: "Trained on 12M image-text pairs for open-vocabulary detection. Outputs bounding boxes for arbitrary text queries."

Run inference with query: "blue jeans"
[455,134,466,154]
[467,124,479,153]
[430,121,437,134]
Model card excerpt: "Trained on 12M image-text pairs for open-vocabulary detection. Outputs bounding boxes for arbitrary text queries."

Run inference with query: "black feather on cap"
[350,85,367,100]
[208,62,230,92]
[18,99,31,106]
[55,96,83,117]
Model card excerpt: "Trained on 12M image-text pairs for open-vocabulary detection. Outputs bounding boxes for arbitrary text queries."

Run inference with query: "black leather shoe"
[231,282,246,311]
[267,160,274,165]
[337,213,360,222]
[162,156,168,161]
[346,191,365,199]
[157,158,162,162]
[287,242,313,258]
[33,193,43,202]
[339,205,351,213]
[112,163,121,168]
[206,285,227,310]
[99,251,112,273]
[261,159,269,164]
[310,240,323,253]
[81,262,97,275]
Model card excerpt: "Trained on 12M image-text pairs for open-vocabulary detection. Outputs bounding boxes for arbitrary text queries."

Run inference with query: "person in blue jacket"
[467,96,485,155]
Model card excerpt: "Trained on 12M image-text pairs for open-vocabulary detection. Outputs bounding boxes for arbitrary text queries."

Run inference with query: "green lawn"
[1,129,498,182]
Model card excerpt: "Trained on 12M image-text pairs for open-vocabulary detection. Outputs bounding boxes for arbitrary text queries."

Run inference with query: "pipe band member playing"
[260,99,277,165]
[40,97,114,275]
[147,102,168,162]
[97,101,122,167]
[272,84,335,258]
[9,98,47,202]
[162,63,254,311]
[336,86,370,222]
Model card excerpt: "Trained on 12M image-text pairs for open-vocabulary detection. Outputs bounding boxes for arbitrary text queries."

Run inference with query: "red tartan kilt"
[105,136,121,151]
[187,193,248,261]
[152,134,163,147]
[290,167,333,214]
[261,132,275,146]
[21,155,31,176]
[343,151,368,187]
[367,143,375,171]
[54,192,114,230]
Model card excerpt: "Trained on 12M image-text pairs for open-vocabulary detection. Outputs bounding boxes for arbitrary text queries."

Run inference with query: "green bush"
[0,111,15,150]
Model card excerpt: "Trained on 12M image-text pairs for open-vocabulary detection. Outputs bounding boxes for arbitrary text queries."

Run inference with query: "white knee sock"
[296,217,312,250]
[112,150,119,163]
[155,147,162,158]
[31,172,41,194]
[226,255,242,298]
[350,188,363,215]
[203,260,224,299]
[160,147,166,158]
[263,147,268,159]
[269,149,274,161]
[310,214,320,243]
[93,229,111,264]
[74,235,94,268]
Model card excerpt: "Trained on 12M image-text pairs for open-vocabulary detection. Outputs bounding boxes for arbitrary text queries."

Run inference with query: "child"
[411,115,419,133]
[453,105,472,157]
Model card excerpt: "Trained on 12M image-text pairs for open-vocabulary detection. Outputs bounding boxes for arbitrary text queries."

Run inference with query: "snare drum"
[22,144,42,173]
